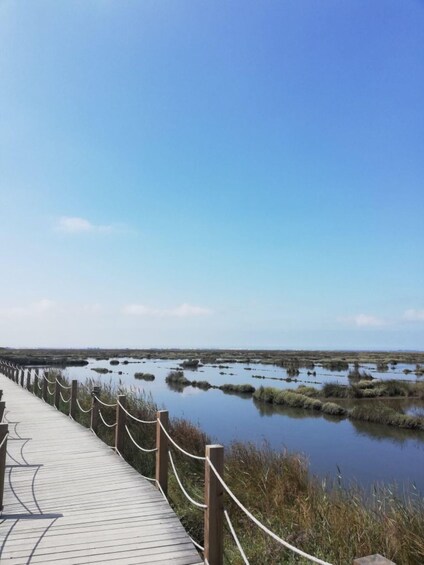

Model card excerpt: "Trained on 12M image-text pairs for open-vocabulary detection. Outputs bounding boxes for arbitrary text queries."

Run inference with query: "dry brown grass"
[36,371,424,565]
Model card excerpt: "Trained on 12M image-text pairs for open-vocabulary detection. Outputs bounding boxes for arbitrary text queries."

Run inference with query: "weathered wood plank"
[0,375,202,564]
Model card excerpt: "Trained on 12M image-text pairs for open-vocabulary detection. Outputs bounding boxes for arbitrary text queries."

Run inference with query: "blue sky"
[1,0,423,349]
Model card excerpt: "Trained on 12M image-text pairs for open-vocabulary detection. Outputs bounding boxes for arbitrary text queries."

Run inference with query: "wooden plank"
[0,375,201,565]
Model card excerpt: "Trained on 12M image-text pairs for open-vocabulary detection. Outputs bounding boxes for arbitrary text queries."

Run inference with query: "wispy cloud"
[341,313,387,328]
[0,300,105,320]
[56,216,114,234]
[122,303,213,318]
[403,309,424,322]
[0,299,56,319]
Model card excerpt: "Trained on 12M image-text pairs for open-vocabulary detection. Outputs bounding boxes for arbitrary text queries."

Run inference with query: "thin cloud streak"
[122,303,213,318]
[403,309,424,322]
[0,299,56,319]
[56,216,114,234]
[340,314,387,328]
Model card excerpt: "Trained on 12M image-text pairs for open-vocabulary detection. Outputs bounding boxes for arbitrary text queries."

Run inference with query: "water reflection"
[253,398,322,420]
[350,418,424,446]
[63,357,424,492]
[166,381,187,394]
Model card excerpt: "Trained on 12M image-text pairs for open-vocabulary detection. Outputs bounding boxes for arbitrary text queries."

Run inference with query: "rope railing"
[124,424,157,453]
[46,385,55,396]
[189,536,205,553]
[60,391,71,403]
[76,398,92,413]
[98,409,117,428]
[43,374,56,385]
[117,399,156,424]
[168,451,207,510]
[224,509,249,565]
[92,395,117,408]
[205,456,333,565]
[157,418,206,461]
[55,378,72,390]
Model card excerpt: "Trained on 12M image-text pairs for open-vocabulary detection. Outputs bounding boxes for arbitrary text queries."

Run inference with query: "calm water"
[63,358,424,493]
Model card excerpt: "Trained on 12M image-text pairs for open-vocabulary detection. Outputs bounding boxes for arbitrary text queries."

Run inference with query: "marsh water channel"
[63,358,424,494]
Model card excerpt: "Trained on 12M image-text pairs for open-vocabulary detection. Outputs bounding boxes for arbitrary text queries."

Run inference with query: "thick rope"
[43,375,56,385]
[55,378,72,390]
[76,399,93,413]
[189,536,204,552]
[36,380,43,390]
[158,419,206,461]
[206,457,333,565]
[98,409,117,428]
[93,395,117,408]
[225,509,249,564]
[47,386,55,396]
[168,451,207,510]
[59,391,71,403]
[124,425,157,453]
[117,399,156,424]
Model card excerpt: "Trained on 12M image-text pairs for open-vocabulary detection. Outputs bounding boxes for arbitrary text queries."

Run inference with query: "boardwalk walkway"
[0,375,202,564]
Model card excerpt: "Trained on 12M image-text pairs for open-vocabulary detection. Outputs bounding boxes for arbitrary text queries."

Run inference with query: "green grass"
[219,383,256,394]
[321,359,349,371]
[322,402,348,416]
[91,367,110,374]
[350,404,424,430]
[165,370,191,386]
[180,359,200,368]
[134,372,155,381]
[322,383,350,397]
[252,384,424,430]
[191,380,212,390]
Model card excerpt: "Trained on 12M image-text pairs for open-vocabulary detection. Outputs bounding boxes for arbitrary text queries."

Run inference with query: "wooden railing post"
[54,377,60,410]
[20,369,24,387]
[91,386,101,434]
[42,373,48,402]
[13,367,18,383]
[0,401,5,421]
[35,369,39,394]
[26,368,31,390]
[156,410,169,496]
[204,444,224,565]
[0,422,8,511]
[70,380,78,419]
[34,371,39,396]
[115,395,127,454]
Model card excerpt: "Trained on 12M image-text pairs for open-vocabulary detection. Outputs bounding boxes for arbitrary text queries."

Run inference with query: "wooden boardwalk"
[0,375,202,564]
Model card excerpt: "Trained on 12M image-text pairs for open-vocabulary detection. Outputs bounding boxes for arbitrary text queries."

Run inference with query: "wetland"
[2,347,422,493]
